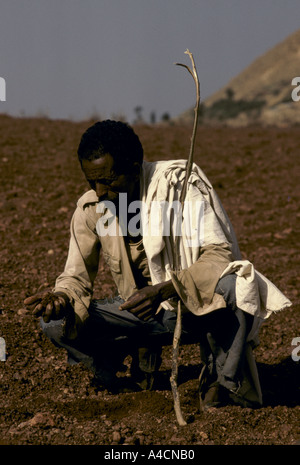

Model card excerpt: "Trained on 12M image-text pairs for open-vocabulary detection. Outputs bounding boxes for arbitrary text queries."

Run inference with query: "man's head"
[78,120,143,205]
[77,120,143,173]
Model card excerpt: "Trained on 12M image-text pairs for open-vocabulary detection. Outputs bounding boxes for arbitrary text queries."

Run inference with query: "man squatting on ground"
[24,120,291,411]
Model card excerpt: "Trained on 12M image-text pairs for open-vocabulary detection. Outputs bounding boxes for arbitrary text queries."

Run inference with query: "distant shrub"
[204,88,266,121]
[161,112,170,122]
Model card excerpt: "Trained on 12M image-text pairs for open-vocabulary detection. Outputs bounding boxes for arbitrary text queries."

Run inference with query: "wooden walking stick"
[170,49,200,426]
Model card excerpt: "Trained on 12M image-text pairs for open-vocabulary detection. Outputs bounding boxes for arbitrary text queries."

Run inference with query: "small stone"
[17,308,28,316]
[58,207,68,213]
[18,412,55,429]
[112,431,121,443]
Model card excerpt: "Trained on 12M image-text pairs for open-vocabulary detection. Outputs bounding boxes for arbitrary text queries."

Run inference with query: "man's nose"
[95,182,108,199]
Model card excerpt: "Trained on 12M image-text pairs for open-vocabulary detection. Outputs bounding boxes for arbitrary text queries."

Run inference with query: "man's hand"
[119,280,177,322]
[24,291,70,323]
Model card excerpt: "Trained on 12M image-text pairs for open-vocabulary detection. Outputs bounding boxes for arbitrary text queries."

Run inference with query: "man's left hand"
[119,281,177,321]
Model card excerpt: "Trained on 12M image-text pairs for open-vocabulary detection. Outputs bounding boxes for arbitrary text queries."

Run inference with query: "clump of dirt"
[0,115,299,446]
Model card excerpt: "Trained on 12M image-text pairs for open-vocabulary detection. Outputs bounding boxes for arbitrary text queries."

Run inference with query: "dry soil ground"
[0,115,299,448]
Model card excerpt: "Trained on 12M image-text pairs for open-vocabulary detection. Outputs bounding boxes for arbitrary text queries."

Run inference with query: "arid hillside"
[176,28,300,126]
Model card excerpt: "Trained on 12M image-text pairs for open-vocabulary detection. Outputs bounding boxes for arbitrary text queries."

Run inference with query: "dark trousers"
[40,274,254,391]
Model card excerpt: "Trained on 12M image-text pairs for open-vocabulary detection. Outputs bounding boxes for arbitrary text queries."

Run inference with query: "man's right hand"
[24,291,71,323]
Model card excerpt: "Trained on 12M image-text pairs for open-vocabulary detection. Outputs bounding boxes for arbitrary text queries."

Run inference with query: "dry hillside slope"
[176,28,300,126]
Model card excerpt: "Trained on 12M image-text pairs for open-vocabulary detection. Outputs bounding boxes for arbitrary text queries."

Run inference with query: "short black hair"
[77,120,143,173]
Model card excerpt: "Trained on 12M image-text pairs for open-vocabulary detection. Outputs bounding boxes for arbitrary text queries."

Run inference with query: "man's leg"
[40,295,171,392]
[87,296,173,390]
[211,273,254,392]
[174,273,256,410]
[39,316,122,389]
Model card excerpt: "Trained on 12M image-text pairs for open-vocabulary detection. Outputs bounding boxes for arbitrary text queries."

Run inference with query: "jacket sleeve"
[54,204,100,339]
[170,242,234,315]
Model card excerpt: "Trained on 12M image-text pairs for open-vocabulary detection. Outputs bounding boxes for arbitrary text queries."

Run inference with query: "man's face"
[81,153,140,210]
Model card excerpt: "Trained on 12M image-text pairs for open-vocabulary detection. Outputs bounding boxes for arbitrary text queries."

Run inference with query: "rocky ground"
[0,115,299,447]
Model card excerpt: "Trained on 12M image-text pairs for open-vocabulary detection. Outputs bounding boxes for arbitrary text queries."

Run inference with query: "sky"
[0,0,299,124]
